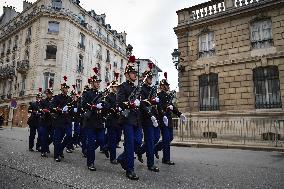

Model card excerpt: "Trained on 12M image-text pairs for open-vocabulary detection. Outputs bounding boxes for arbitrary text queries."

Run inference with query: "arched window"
[253,66,281,109]
[199,73,219,111]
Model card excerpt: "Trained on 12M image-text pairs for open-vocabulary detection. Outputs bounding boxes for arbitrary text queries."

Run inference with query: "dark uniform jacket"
[157,90,181,127]
[50,93,72,128]
[140,83,158,127]
[116,80,141,127]
[104,92,120,128]
[39,97,53,127]
[27,101,41,128]
[69,99,81,123]
[81,89,105,129]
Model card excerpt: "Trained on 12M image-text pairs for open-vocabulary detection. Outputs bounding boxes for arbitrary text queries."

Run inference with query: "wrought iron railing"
[16,60,29,74]
[172,114,284,147]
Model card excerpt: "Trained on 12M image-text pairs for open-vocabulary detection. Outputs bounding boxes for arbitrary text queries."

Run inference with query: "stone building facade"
[136,59,162,85]
[0,0,129,127]
[174,0,284,117]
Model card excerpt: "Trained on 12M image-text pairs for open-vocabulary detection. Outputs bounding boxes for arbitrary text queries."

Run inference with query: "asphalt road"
[0,127,283,189]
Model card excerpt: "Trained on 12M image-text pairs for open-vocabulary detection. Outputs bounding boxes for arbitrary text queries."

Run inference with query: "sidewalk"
[1,126,283,152]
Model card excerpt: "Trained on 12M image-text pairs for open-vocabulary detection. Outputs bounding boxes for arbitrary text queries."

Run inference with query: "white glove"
[163,116,168,127]
[118,107,122,112]
[73,108,78,113]
[151,116,158,127]
[154,97,159,103]
[168,105,173,110]
[134,99,140,107]
[96,103,103,109]
[62,105,68,112]
[180,114,187,123]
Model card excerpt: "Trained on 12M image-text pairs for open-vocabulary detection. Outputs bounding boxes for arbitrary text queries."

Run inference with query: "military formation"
[27,55,187,180]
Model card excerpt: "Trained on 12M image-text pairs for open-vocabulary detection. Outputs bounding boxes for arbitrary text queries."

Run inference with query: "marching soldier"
[70,87,81,148]
[104,74,121,164]
[116,63,142,180]
[50,76,73,162]
[155,73,186,165]
[138,69,160,172]
[27,88,42,152]
[81,68,109,171]
[38,87,54,157]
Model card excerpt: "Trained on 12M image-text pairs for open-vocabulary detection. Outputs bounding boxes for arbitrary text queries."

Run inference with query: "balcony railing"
[16,60,29,74]
[173,113,284,147]
[0,5,128,57]
[182,0,270,23]
[0,65,15,79]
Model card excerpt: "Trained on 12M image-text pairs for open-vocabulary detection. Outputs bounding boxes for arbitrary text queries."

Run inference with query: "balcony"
[16,60,29,74]
[0,65,15,79]
[25,37,31,45]
[78,43,85,50]
[19,90,25,97]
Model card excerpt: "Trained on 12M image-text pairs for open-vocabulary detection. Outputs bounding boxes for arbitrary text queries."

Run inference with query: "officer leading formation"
[27,53,187,180]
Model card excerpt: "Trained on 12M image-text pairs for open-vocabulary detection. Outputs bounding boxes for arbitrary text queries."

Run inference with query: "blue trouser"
[107,127,121,161]
[99,128,107,151]
[73,122,81,145]
[155,126,173,161]
[116,128,122,145]
[81,127,87,155]
[39,125,48,153]
[86,127,106,166]
[117,124,143,172]
[29,126,40,150]
[140,126,160,167]
[53,124,72,158]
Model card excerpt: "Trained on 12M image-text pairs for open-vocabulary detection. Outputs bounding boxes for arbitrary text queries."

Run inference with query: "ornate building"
[0,0,129,127]
[174,1,283,119]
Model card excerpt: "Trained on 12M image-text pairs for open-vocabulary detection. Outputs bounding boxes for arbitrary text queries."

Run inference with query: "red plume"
[148,62,153,70]
[39,88,42,93]
[128,56,136,63]
[93,67,99,74]
[63,76,67,82]
[114,72,119,81]
[72,85,76,90]
[164,72,168,80]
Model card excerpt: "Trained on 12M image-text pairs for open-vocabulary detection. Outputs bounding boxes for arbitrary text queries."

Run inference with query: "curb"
[171,142,284,152]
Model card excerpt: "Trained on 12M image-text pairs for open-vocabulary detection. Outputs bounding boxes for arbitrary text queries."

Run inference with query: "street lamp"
[171,48,185,72]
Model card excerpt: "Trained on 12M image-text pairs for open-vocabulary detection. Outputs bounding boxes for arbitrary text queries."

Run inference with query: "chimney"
[23,0,32,10]
[119,31,127,44]
[1,6,18,26]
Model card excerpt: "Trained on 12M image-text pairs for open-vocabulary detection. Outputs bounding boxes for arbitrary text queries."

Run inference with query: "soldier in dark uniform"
[116,64,142,180]
[155,74,186,165]
[81,69,109,171]
[38,88,54,157]
[104,79,121,164]
[138,70,160,172]
[27,88,42,152]
[50,76,73,162]
[70,88,81,148]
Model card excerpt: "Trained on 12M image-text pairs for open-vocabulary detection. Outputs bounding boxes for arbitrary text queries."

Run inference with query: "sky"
[0,0,207,90]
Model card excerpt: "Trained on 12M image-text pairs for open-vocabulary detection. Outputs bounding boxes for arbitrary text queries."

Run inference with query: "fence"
[172,114,284,147]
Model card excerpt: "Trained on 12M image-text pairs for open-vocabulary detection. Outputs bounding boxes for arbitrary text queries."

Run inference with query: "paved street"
[0,127,283,189]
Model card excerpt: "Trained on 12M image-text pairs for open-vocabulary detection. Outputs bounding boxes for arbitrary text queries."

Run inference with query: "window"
[25,49,29,60]
[76,79,82,93]
[199,73,219,111]
[21,76,26,91]
[253,66,282,109]
[2,81,6,96]
[77,54,84,73]
[48,21,59,33]
[51,0,62,9]
[251,19,273,49]
[43,73,55,91]
[27,27,32,37]
[78,33,85,49]
[96,45,102,60]
[14,35,18,50]
[198,32,215,58]
[105,67,110,82]
[106,50,110,62]
[8,80,12,95]
[46,45,57,59]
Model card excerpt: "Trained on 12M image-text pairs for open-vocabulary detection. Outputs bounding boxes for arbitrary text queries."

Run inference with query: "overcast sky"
[0,0,207,90]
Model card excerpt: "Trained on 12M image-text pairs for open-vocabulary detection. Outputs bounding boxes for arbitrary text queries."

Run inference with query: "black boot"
[110,159,119,164]
[137,154,143,163]
[148,165,160,172]
[88,164,96,171]
[104,150,109,159]
[55,157,61,162]
[41,152,47,157]
[126,171,139,180]
[155,152,159,159]
[162,160,175,165]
